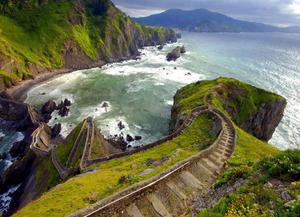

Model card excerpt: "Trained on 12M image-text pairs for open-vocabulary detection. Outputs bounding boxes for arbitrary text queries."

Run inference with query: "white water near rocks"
[24,32,300,150]
[0,185,20,215]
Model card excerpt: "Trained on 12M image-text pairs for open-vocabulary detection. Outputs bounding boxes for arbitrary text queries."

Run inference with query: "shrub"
[216,164,252,187]
[261,149,300,180]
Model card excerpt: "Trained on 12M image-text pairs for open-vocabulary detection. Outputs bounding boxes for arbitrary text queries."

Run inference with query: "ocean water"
[24,32,300,150]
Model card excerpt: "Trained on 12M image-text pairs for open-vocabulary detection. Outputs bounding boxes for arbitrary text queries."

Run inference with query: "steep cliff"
[0,0,177,91]
[171,77,286,141]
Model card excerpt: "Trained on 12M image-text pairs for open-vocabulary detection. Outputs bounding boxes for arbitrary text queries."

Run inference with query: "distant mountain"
[134,9,300,33]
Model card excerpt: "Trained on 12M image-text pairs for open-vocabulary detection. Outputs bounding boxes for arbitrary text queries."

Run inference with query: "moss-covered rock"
[171,77,286,141]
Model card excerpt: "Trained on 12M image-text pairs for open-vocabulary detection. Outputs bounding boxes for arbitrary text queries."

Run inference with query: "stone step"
[208,153,223,165]
[179,171,204,190]
[219,142,229,149]
[136,197,162,217]
[166,181,188,201]
[156,185,186,215]
[211,152,225,161]
[171,176,194,197]
[215,148,230,157]
[201,158,221,176]
[217,146,231,154]
[147,194,172,217]
[196,162,217,180]
[187,164,213,186]
[126,204,144,217]
[219,140,226,146]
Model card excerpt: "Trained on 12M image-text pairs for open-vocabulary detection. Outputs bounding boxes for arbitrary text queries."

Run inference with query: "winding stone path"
[83,106,209,168]
[51,146,69,179]
[80,118,95,169]
[51,118,94,179]
[69,106,236,217]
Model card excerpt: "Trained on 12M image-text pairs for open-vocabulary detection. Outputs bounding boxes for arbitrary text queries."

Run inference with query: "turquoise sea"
[19,32,300,151]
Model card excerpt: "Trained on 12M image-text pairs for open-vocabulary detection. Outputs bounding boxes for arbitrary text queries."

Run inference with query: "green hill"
[0,0,176,91]
[13,78,289,217]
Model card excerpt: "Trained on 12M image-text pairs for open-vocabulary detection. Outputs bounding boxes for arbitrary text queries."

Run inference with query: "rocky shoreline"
[0,37,180,215]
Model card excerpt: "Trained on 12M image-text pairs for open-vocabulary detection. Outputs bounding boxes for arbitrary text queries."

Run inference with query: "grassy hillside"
[13,113,215,216]
[169,78,299,217]
[56,121,85,166]
[171,77,286,141]
[0,0,176,91]
[172,77,283,126]
[13,78,288,216]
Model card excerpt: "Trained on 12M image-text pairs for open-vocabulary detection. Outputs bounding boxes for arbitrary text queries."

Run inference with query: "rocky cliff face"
[239,99,286,141]
[170,78,286,142]
[0,0,177,91]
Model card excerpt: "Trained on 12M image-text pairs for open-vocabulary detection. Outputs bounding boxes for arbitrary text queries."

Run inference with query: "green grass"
[216,127,280,186]
[0,2,72,69]
[89,132,106,160]
[172,77,284,127]
[13,113,215,217]
[230,128,280,166]
[56,121,84,166]
[70,130,87,171]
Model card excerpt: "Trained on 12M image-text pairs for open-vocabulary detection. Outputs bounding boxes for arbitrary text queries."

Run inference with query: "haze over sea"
[25,32,300,150]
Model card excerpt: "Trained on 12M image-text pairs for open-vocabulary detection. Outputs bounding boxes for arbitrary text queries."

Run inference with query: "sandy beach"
[6,69,73,102]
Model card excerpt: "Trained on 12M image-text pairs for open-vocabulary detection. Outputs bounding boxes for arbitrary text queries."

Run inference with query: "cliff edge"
[170,77,286,141]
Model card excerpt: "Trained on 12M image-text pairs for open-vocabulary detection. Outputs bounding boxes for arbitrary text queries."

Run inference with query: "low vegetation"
[216,127,280,187]
[56,121,84,166]
[198,150,300,217]
[14,113,215,217]
[13,78,291,216]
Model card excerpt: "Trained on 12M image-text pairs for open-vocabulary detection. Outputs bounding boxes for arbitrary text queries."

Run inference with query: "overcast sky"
[112,0,300,26]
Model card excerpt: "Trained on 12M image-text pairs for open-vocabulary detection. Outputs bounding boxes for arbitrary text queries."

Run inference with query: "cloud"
[116,5,164,17]
[112,0,300,26]
[285,0,300,16]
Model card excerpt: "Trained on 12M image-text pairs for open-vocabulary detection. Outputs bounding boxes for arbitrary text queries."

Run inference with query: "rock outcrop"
[166,46,186,61]
[167,46,182,61]
[170,78,286,141]
[239,100,286,141]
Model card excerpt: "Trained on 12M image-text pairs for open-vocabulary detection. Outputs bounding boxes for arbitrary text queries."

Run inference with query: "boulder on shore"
[167,46,181,61]
[126,134,134,142]
[64,98,71,107]
[158,45,164,50]
[56,98,72,117]
[166,46,186,61]
[109,135,128,151]
[58,106,69,117]
[118,121,125,130]
[51,123,61,138]
[180,46,186,54]
[41,100,56,114]
[135,136,142,141]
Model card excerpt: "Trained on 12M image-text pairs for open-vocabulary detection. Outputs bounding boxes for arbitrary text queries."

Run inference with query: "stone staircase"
[69,107,236,217]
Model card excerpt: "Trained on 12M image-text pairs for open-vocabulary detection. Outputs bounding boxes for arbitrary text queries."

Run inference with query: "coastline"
[6,69,73,102]
[5,55,142,102]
